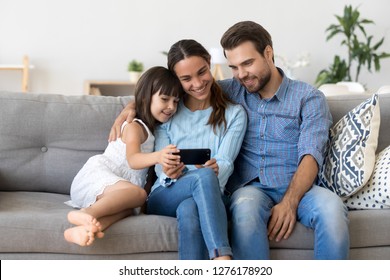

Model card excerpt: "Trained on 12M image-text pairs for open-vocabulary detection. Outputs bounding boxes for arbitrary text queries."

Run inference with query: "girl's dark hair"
[220,21,274,61]
[167,39,232,132]
[134,66,184,133]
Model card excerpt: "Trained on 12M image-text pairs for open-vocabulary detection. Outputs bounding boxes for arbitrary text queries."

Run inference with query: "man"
[110,21,350,260]
[218,21,349,259]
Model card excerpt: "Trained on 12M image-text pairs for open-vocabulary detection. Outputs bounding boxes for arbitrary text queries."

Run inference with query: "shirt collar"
[273,67,289,102]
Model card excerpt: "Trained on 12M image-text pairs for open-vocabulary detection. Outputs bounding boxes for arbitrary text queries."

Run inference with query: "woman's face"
[173,56,213,103]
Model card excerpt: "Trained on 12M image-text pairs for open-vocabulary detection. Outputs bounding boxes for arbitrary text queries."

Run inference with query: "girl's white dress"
[68,119,154,208]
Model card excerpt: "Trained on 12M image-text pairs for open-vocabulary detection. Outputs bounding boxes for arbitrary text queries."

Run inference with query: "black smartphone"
[174,148,211,165]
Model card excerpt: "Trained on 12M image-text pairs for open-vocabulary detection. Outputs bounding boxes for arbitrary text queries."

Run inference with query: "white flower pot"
[129,71,142,84]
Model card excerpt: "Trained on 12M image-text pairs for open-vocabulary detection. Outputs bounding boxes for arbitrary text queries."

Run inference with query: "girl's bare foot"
[67,210,101,233]
[64,226,95,246]
[96,231,105,238]
[214,255,232,260]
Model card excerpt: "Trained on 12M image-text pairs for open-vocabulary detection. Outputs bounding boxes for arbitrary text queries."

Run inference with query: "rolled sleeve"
[298,91,332,168]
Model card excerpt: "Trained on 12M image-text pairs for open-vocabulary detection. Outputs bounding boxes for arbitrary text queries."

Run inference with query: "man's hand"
[108,101,136,142]
[267,199,297,242]
[267,155,318,242]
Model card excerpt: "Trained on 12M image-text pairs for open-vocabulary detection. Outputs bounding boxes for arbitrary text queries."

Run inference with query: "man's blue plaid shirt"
[219,68,332,194]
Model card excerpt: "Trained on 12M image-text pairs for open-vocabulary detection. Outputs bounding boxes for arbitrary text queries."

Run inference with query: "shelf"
[84,80,136,96]
[0,55,34,92]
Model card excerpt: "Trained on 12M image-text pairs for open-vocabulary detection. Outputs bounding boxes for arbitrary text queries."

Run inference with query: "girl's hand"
[158,144,180,168]
[196,158,219,176]
[163,163,185,179]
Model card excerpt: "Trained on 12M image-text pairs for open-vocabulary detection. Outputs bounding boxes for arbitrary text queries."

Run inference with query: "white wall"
[1,0,389,95]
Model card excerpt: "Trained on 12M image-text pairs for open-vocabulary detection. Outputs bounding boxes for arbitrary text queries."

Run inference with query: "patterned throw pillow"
[318,94,380,199]
[344,146,390,209]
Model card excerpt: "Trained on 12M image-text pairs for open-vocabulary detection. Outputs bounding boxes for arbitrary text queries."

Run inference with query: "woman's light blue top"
[152,100,247,194]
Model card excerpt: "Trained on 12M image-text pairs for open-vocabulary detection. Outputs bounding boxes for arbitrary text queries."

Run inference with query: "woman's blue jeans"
[229,183,350,259]
[147,168,232,259]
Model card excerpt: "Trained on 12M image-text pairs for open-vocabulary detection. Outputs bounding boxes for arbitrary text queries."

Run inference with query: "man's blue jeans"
[229,183,350,259]
[147,168,232,259]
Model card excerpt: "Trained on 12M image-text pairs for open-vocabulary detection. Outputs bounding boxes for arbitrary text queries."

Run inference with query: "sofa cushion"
[326,93,390,160]
[0,191,178,256]
[0,92,132,194]
[345,145,390,209]
[319,94,380,199]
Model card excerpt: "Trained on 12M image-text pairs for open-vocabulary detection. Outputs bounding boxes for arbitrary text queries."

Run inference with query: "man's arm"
[108,100,136,142]
[267,154,318,242]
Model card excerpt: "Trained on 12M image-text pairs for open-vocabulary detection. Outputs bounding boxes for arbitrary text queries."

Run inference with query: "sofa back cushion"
[0,91,132,194]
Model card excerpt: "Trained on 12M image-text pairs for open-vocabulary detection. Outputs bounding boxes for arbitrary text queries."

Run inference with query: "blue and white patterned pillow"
[318,94,380,199]
[344,145,390,209]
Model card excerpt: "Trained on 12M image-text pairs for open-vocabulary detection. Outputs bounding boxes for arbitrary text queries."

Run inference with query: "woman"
[110,39,247,259]
[147,39,246,260]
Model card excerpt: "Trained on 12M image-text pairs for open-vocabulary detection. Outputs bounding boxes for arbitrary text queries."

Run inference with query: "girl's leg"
[148,168,231,259]
[65,181,146,246]
[65,209,134,246]
[68,180,147,226]
[98,208,135,232]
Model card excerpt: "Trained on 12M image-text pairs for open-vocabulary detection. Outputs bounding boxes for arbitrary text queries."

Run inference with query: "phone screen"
[174,148,211,164]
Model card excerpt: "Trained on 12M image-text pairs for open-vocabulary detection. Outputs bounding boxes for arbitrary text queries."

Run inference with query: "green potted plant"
[315,5,390,87]
[128,59,144,83]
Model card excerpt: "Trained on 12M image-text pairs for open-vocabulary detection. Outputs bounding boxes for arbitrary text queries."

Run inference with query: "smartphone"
[174,148,211,165]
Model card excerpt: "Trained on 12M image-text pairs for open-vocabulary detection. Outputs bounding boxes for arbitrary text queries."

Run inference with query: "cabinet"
[84,80,136,96]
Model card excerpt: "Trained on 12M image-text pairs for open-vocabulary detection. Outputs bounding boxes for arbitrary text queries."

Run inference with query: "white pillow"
[344,145,390,209]
[318,94,380,199]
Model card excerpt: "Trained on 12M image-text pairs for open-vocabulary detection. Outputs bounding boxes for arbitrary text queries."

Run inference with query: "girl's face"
[173,56,213,104]
[150,91,180,123]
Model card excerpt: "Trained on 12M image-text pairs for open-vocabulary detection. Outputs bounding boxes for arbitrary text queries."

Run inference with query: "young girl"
[64,66,183,246]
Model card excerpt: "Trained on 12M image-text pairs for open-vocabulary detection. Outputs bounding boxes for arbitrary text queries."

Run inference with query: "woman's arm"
[213,105,247,192]
[108,101,136,142]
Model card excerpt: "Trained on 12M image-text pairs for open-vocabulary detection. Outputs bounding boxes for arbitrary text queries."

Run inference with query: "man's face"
[225,41,272,93]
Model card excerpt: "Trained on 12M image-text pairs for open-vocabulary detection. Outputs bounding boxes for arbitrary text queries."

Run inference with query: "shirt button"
[41,146,48,153]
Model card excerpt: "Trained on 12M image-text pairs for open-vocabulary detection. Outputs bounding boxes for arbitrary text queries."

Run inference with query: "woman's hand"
[196,158,219,176]
[163,163,186,179]
[108,101,136,142]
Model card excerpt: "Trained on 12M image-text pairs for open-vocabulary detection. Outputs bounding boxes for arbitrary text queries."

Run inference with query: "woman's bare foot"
[64,226,95,246]
[67,210,101,233]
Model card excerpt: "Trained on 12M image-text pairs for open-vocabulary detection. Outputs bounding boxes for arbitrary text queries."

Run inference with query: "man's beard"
[241,72,271,93]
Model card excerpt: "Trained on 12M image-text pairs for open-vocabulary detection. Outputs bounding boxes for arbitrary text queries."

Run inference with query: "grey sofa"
[1,91,389,260]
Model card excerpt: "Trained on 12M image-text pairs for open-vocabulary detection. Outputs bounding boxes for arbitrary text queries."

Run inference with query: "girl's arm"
[122,122,180,170]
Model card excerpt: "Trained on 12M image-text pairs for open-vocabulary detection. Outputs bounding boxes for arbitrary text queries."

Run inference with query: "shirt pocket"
[268,114,300,142]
